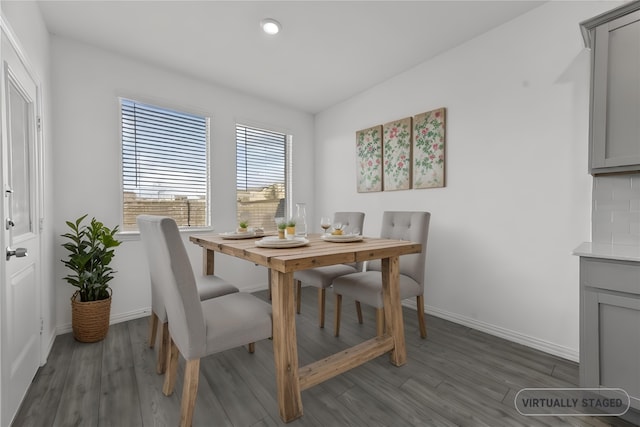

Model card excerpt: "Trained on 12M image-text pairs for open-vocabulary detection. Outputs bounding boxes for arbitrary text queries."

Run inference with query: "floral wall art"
[413,108,446,189]
[382,117,412,191]
[356,125,383,192]
[356,107,446,192]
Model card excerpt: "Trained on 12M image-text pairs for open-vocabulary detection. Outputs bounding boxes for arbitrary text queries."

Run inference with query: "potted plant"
[237,220,249,233]
[277,220,287,239]
[61,214,121,342]
[286,219,296,238]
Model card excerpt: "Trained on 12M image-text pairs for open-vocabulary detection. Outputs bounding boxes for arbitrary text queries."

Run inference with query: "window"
[236,124,290,232]
[121,98,209,231]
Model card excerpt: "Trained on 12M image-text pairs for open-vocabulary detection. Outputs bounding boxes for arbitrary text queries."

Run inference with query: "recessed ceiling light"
[260,18,281,35]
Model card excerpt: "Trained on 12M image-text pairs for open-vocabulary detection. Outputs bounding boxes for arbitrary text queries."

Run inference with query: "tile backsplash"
[592,174,640,246]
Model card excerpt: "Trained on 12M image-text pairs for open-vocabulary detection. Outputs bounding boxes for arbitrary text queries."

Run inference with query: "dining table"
[189,232,422,423]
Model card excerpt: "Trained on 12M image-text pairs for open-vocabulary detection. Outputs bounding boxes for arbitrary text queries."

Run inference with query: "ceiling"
[37,0,545,114]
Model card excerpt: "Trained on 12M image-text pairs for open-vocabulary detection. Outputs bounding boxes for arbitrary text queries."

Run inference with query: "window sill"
[117,226,215,242]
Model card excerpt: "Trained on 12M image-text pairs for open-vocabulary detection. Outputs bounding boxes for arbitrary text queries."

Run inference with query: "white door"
[0,26,42,427]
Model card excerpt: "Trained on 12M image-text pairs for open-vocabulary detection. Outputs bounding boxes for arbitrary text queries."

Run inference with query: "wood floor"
[13,287,638,427]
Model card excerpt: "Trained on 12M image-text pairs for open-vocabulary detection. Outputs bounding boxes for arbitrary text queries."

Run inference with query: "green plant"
[239,220,248,229]
[286,219,296,227]
[277,221,287,230]
[61,214,122,302]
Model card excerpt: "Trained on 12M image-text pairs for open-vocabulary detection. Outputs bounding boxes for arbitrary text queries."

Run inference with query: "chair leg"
[334,293,342,337]
[157,321,169,374]
[376,308,384,337]
[148,312,158,348]
[318,288,326,328]
[417,295,427,339]
[296,280,302,314]
[163,339,179,396]
[355,301,363,324]
[180,358,200,427]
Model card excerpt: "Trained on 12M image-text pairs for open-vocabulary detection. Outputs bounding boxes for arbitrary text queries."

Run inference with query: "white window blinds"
[121,98,209,231]
[236,124,288,231]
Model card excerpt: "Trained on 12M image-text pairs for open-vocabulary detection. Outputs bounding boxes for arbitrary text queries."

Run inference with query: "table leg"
[381,256,407,366]
[270,269,303,422]
[202,248,215,276]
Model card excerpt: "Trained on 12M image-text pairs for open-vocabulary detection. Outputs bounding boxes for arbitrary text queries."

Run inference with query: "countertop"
[573,242,640,262]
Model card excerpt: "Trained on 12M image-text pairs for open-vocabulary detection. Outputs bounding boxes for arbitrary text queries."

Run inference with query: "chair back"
[149,275,167,322]
[334,212,365,270]
[367,211,430,287]
[334,212,365,235]
[137,215,206,359]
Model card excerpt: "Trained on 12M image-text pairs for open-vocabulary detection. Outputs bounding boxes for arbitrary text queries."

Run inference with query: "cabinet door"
[582,288,640,411]
[591,10,640,172]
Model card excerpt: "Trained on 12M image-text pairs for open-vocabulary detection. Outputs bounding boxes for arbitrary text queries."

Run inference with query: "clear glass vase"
[295,202,307,237]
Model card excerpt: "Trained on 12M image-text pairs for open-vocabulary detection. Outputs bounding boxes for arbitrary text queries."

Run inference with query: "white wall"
[315,1,621,361]
[1,1,55,357]
[6,0,624,361]
[51,36,315,332]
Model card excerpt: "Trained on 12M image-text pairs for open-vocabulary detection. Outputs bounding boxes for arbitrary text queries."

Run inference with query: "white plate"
[220,231,264,239]
[321,234,364,243]
[255,237,309,248]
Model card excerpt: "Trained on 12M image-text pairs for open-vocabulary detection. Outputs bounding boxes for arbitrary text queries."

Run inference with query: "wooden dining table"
[189,232,422,423]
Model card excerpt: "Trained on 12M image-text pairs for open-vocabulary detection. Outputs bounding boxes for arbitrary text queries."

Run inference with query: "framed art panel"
[382,117,412,191]
[356,125,383,192]
[413,108,446,189]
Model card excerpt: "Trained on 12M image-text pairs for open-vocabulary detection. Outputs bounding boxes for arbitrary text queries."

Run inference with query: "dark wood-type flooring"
[12,288,638,427]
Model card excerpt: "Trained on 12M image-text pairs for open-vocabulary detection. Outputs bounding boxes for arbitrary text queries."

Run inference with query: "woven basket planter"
[71,291,111,343]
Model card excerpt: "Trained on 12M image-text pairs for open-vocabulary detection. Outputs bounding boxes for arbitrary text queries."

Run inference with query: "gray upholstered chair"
[332,211,430,338]
[137,215,272,427]
[293,212,365,328]
[147,269,238,375]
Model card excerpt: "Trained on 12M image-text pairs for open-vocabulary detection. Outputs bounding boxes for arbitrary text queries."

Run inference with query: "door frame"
[0,12,46,424]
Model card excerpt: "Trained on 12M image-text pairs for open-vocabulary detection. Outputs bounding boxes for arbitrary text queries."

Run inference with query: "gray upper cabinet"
[582,2,640,174]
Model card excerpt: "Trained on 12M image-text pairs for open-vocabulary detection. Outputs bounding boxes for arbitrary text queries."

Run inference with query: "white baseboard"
[244,284,579,362]
[40,331,56,366]
[53,292,578,363]
[402,300,579,363]
[56,307,151,336]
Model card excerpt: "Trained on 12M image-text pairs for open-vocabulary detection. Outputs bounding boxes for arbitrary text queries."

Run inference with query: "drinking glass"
[320,216,332,236]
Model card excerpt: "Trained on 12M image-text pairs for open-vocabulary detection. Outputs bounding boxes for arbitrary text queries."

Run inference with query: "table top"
[189,233,422,273]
